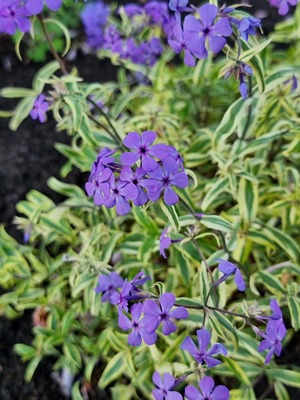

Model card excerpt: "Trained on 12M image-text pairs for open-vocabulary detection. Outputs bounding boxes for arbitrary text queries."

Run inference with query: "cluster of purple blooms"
[80,1,170,66]
[85,130,189,215]
[0,0,62,35]
[95,267,286,399]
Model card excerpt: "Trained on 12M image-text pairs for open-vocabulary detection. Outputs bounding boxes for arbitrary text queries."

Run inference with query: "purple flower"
[224,62,253,100]
[80,1,109,50]
[118,302,157,346]
[168,21,200,67]
[217,258,246,291]
[145,1,169,26]
[238,17,261,41]
[122,4,144,17]
[105,175,138,215]
[129,271,151,295]
[169,0,192,13]
[120,166,148,206]
[26,0,62,15]
[258,319,286,364]
[0,1,31,36]
[95,147,116,169]
[152,372,183,400]
[140,157,189,206]
[85,166,112,206]
[269,0,298,16]
[160,227,172,259]
[30,95,49,123]
[180,328,227,367]
[121,131,169,172]
[270,299,283,321]
[185,376,230,400]
[95,272,124,303]
[184,4,232,58]
[143,292,188,335]
[110,280,132,312]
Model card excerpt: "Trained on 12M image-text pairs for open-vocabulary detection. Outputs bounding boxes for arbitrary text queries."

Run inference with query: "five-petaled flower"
[143,292,188,335]
[185,376,230,400]
[118,302,157,346]
[30,95,49,123]
[257,319,286,364]
[180,328,227,367]
[152,372,183,400]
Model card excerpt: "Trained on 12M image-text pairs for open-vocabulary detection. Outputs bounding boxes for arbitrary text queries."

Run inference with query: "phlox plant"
[0,1,300,400]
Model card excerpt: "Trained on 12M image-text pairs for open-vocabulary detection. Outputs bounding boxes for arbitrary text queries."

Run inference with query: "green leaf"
[0,87,37,98]
[200,215,232,233]
[224,357,251,386]
[260,225,300,262]
[212,310,239,352]
[238,178,258,226]
[132,207,158,235]
[24,356,42,382]
[9,96,36,131]
[256,271,286,294]
[71,381,84,400]
[202,177,229,211]
[274,381,290,400]
[32,60,60,92]
[43,18,71,57]
[14,344,36,361]
[287,296,300,331]
[98,351,127,388]
[266,369,300,388]
[63,340,82,370]
[160,201,180,232]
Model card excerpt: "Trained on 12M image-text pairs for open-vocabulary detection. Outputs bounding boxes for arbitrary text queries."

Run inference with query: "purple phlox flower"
[169,0,193,17]
[104,174,138,215]
[95,272,124,303]
[0,0,31,34]
[269,0,298,16]
[103,25,121,52]
[129,271,151,296]
[152,372,183,400]
[80,1,109,49]
[185,376,230,400]
[238,16,261,41]
[183,4,232,59]
[110,280,132,312]
[145,1,169,26]
[217,258,246,291]
[121,131,169,172]
[118,302,157,346]
[258,319,287,364]
[160,227,172,259]
[167,146,185,170]
[30,95,49,123]
[140,157,189,206]
[143,292,188,335]
[95,147,116,170]
[85,165,112,206]
[180,328,227,367]
[168,20,198,66]
[120,166,148,206]
[140,38,163,67]
[285,75,298,92]
[121,4,144,17]
[270,299,283,321]
[26,0,62,15]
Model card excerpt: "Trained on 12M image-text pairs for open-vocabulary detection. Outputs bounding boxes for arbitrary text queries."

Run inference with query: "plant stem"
[38,15,68,76]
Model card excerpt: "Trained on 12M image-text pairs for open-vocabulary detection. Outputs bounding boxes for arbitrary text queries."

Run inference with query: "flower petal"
[123,131,141,149]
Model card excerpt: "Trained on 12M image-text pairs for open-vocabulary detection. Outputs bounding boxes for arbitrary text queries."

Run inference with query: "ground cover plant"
[0,0,300,399]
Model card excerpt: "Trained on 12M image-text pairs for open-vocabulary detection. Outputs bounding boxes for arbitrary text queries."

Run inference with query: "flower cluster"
[85,131,189,215]
[80,1,172,66]
[80,1,109,50]
[95,271,188,346]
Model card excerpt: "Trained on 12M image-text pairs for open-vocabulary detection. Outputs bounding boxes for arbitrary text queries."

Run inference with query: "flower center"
[203,27,211,35]
[113,188,119,194]
[133,179,138,185]
[163,177,170,185]
[139,146,147,155]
